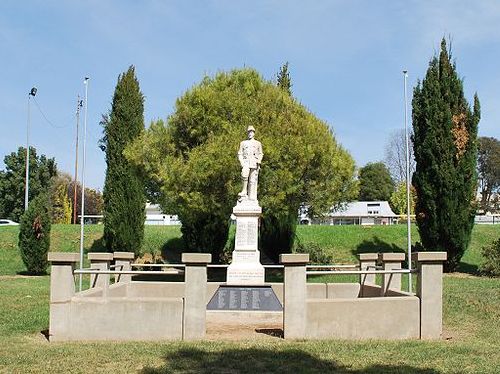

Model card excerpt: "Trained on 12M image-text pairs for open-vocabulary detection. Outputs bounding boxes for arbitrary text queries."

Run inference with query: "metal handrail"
[74,269,183,276]
[366,265,383,269]
[206,264,284,268]
[307,264,359,269]
[307,269,417,276]
[131,263,186,268]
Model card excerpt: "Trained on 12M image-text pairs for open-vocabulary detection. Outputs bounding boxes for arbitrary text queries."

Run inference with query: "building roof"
[329,201,398,218]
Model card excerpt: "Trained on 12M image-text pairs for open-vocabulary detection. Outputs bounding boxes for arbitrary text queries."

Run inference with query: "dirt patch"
[206,322,283,341]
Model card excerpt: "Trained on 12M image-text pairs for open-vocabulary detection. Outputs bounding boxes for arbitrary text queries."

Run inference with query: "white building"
[301,201,399,226]
[145,203,181,226]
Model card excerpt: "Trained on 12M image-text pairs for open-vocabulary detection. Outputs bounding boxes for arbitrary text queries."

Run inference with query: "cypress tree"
[103,66,145,254]
[18,193,51,274]
[277,62,292,95]
[412,39,480,272]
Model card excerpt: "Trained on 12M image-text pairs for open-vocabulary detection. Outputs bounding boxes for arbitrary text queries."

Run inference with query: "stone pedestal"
[379,252,405,295]
[413,252,447,339]
[226,201,265,285]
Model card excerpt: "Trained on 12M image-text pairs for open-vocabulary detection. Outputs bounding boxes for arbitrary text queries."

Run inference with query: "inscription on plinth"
[235,218,258,250]
[207,286,282,311]
[227,202,265,285]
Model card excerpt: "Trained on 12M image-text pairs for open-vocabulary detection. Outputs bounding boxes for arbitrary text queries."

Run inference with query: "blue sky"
[1,1,499,190]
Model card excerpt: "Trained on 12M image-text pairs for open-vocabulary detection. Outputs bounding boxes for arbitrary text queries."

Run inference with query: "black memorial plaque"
[207,286,282,311]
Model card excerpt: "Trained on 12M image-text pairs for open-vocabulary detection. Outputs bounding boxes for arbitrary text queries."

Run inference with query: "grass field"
[0,224,499,373]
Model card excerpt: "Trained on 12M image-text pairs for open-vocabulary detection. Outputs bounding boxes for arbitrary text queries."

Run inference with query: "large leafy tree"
[477,136,500,212]
[412,39,480,272]
[390,182,416,216]
[0,147,57,222]
[384,129,416,184]
[358,162,394,201]
[67,180,104,224]
[51,180,72,224]
[126,68,357,261]
[102,66,146,254]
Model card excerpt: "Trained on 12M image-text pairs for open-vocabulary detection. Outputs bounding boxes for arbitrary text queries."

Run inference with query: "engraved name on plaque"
[207,286,282,311]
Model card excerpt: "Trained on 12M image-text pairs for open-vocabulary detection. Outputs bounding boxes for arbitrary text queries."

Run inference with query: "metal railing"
[75,268,183,276]
[306,268,417,276]
[131,263,186,268]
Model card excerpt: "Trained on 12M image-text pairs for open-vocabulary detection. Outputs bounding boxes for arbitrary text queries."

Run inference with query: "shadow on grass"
[16,270,47,276]
[456,262,480,275]
[161,237,185,264]
[140,347,439,373]
[89,236,106,252]
[353,236,404,256]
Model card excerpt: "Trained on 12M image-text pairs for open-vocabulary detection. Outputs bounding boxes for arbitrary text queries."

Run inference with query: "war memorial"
[47,127,447,341]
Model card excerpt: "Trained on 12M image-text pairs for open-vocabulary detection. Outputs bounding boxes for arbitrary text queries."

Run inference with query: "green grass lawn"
[0,224,498,373]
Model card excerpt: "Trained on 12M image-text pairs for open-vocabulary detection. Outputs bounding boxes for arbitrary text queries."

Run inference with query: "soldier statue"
[238,126,263,202]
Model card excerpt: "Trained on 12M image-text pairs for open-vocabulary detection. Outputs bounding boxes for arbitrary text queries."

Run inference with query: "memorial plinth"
[226,200,265,285]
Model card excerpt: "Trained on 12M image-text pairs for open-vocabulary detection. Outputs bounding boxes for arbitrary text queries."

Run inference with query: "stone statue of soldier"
[238,126,263,202]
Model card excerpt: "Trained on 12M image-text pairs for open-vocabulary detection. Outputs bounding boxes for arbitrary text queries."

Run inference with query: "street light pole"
[403,70,412,293]
[25,87,37,211]
[79,78,89,291]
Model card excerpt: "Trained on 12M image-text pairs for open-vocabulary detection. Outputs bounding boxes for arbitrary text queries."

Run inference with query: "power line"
[32,97,70,129]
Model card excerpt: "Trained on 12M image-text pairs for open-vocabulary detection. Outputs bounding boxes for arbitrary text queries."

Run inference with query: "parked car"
[0,219,19,226]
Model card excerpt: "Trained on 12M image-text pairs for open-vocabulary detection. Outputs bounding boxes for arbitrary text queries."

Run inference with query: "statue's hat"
[247,125,256,132]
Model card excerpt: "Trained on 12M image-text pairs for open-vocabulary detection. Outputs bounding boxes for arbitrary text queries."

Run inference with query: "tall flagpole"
[403,70,412,292]
[73,96,82,225]
[79,77,89,291]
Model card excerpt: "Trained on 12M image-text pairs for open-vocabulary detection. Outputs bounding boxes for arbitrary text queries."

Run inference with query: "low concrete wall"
[125,281,344,305]
[48,251,446,341]
[52,296,183,341]
[306,296,420,340]
[327,283,360,298]
[128,282,185,298]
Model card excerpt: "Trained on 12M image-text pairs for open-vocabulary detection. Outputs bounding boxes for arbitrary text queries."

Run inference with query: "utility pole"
[79,77,89,291]
[25,87,37,211]
[73,96,83,224]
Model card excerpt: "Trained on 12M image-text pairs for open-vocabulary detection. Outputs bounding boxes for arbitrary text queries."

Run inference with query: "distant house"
[145,203,181,226]
[300,201,399,226]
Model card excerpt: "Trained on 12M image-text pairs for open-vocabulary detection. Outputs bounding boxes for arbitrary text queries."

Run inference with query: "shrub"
[260,212,296,263]
[480,237,500,276]
[294,241,333,264]
[18,193,51,274]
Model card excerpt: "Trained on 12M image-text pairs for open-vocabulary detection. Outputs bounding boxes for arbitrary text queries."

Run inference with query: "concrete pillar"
[359,253,378,285]
[413,252,447,339]
[280,253,309,339]
[182,253,211,340]
[47,252,79,341]
[87,253,113,292]
[379,252,405,295]
[113,251,135,283]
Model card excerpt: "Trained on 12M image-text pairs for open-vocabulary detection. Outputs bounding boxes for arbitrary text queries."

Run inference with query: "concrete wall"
[124,281,359,304]
[306,296,420,340]
[52,297,183,341]
[128,282,185,298]
[48,251,446,342]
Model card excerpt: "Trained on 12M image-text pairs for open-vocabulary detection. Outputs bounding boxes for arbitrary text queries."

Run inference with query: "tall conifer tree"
[412,39,480,271]
[103,66,145,254]
[277,62,292,95]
